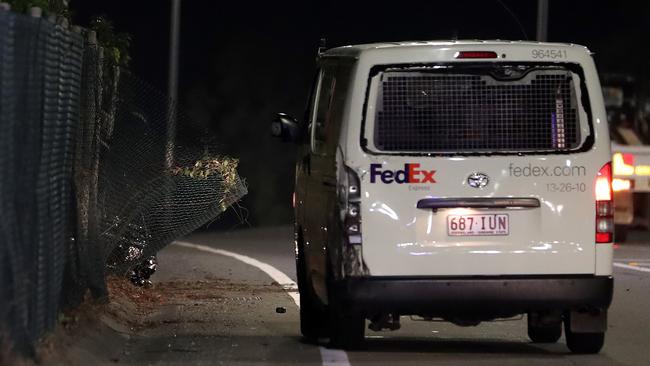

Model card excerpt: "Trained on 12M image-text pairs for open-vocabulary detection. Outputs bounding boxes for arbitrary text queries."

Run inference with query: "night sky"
[70,0,650,227]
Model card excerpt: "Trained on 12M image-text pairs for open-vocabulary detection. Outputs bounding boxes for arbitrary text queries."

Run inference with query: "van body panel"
[354,154,601,276]
[292,41,613,329]
[334,42,611,277]
[595,244,614,276]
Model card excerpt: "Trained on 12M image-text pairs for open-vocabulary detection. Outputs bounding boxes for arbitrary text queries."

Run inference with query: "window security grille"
[373,69,581,153]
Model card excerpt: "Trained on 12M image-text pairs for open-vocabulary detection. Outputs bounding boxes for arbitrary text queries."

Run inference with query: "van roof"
[322,40,591,59]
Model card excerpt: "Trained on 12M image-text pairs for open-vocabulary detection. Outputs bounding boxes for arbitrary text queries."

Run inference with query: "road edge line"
[172,241,352,366]
[174,241,300,306]
[614,262,650,273]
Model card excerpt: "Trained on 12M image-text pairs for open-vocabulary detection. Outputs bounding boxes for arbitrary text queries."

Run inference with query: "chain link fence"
[0,8,246,355]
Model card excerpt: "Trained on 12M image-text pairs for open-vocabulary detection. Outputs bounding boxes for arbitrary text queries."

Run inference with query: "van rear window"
[370,64,589,153]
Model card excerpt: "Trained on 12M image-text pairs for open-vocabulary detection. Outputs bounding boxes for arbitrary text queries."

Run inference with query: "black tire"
[528,323,562,343]
[297,237,328,341]
[328,308,365,350]
[300,288,328,341]
[326,262,365,350]
[564,320,605,354]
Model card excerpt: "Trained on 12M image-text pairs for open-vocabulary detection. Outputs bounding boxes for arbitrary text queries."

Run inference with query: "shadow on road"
[362,337,557,355]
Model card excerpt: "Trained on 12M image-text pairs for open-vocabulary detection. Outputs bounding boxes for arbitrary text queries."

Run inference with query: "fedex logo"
[370,163,436,184]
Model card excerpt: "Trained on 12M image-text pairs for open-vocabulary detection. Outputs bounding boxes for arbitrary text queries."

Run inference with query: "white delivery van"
[272,40,614,354]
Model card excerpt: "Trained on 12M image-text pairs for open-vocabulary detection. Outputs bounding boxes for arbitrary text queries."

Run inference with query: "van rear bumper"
[335,276,613,317]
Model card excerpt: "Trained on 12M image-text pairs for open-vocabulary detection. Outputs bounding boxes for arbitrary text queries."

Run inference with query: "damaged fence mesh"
[75,33,247,294]
[0,9,246,355]
[97,73,247,283]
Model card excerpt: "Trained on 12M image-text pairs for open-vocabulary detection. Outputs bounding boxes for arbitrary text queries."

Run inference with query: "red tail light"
[595,163,612,201]
[595,162,613,243]
[455,51,498,59]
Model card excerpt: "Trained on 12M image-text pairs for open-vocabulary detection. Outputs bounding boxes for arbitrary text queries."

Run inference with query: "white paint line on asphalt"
[614,259,650,264]
[174,241,300,306]
[614,262,650,273]
[173,241,352,366]
[319,346,352,366]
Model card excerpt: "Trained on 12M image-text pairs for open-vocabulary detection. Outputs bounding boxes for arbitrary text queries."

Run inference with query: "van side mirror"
[271,113,302,143]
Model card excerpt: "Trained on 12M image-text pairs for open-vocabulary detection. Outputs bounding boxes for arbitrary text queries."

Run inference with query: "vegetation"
[89,15,131,67]
[5,0,70,18]
[171,156,240,183]
[4,2,131,68]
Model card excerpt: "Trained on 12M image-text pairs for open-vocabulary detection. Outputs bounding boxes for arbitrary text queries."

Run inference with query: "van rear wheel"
[528,323,562,343]
[326,261,365,349]
[329,309,365,350]
[528,312,562,343]
[300,287,328,341]
[564,321,605,354]
[297,239,328,341]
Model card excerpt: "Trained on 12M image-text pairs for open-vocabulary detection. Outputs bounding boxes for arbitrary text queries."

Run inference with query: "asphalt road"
[126,226,650,366]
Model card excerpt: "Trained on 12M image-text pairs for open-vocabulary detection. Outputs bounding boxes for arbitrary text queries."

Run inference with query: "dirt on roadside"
[12,275,286,366]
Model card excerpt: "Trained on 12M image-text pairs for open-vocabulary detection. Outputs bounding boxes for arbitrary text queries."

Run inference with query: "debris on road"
[129,255,158,287]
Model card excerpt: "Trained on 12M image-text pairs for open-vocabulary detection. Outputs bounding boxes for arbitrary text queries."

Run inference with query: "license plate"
[447,214,509,236]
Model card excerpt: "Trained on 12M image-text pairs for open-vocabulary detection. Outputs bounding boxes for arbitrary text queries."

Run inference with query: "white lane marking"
[614,262,650,273]
[174,241,299,306]
[173,241,352,366]
[614,258,650,263]
[320,346,352,366]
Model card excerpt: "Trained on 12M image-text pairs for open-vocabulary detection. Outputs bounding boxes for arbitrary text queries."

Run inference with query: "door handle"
[416,197,540,210]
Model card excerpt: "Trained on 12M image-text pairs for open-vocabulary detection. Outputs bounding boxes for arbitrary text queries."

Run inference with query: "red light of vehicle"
[595,162,612,201]
[612,178,632,192]
[596,232,613,243]
[612,153,635,176]
[595,162,613,243]
[622,153,634,166]
[455,51,498,59]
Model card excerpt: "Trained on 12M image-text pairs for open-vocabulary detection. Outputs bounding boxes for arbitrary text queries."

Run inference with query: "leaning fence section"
[0,8,246,355]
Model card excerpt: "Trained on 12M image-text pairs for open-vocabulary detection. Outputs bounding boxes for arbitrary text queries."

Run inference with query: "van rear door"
[358,62,605,276]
